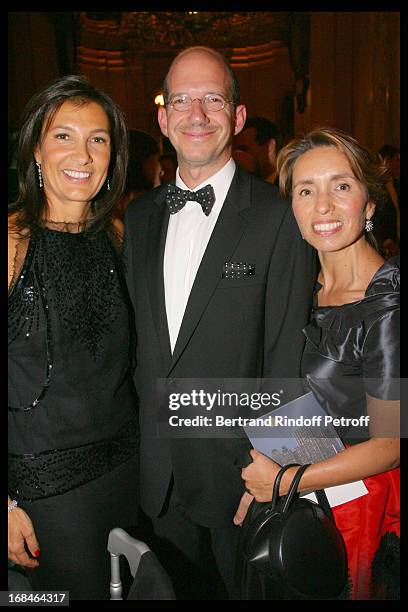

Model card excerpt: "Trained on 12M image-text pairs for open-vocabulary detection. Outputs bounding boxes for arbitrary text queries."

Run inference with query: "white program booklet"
[243,391,368,508]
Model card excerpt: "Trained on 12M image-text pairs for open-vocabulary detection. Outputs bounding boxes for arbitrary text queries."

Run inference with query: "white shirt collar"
[175,158,236,215]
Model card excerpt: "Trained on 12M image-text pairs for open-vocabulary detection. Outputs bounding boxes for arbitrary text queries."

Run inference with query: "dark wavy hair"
[277,127,389,250]
[9,74,129,241]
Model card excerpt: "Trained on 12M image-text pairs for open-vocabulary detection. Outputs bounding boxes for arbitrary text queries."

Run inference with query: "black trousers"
[147,486,242,600]
[22,455,138,601]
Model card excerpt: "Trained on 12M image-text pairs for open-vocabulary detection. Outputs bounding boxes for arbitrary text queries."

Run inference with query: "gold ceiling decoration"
[119,12,290,52]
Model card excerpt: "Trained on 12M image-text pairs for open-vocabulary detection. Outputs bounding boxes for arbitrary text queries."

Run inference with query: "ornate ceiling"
[80,12,292,53]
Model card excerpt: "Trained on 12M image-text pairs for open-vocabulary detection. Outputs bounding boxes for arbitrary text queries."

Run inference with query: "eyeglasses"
[167,93,233,112]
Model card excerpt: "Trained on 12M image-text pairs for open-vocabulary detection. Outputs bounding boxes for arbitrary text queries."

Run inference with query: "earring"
[365,218,374,232]
[107,178,111,191]
[36,161,43,188]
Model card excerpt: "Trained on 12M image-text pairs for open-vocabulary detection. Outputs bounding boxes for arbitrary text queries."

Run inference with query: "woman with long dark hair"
[8,75,139,600]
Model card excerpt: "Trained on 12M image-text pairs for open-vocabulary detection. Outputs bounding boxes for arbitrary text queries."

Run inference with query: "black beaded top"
[8,224,137,456]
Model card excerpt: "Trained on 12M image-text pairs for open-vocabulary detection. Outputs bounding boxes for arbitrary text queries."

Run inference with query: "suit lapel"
[169,168,252,372]
[146,189,172,368]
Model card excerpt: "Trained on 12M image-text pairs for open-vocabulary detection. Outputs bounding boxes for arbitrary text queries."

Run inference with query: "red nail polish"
[34,549,40,558]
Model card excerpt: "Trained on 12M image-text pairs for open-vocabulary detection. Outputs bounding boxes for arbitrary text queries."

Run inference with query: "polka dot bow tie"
[165,183,216,216]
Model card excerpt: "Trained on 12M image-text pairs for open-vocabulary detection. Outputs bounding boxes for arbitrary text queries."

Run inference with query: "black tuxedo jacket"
[124,166,316,527]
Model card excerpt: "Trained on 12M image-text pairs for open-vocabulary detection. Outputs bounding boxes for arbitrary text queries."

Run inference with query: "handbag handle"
[278,464,334,520]
[281,463,310,514]
[271,463,302,509]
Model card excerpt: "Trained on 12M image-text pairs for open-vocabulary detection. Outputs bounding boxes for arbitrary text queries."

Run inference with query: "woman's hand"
[8,505,40,569]
[233,450,282,526]
[234,435,401,529]
[241,449,282,501]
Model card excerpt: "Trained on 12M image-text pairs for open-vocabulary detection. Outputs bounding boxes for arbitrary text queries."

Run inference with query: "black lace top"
[301,256,400,442]
[8,224,138,457]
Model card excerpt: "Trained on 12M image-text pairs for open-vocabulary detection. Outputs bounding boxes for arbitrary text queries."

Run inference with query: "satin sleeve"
[362,309,400,400]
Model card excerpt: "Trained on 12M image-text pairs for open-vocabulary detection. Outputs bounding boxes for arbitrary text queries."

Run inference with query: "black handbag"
[240,463,348,600]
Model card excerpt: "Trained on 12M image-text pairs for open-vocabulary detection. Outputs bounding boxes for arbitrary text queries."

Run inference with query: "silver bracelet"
[8,499,18,513]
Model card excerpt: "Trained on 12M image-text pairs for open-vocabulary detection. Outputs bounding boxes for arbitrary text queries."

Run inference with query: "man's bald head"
[163,46,240,106]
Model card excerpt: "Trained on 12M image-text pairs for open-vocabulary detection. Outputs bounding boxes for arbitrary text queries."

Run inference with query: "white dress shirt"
[164,158,236,352]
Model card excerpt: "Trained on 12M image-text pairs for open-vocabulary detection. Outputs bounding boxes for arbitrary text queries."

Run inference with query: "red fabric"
[332,467,400,600]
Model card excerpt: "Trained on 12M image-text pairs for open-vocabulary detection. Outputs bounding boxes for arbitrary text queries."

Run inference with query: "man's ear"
[233,104,247,136]
[267,138,277,162]
[158,106,169,137]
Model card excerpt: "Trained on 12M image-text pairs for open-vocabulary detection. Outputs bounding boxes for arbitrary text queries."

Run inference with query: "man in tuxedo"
[124,46,316,599]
